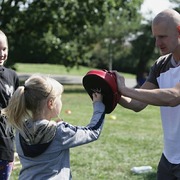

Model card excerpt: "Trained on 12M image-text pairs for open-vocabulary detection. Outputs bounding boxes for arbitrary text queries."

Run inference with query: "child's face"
[52,95,62,118]
[0,34,8,66]
[56,96,62,115]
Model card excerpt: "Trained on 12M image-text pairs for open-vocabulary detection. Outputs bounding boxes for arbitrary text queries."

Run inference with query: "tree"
[0,0,26,66]
[0,0,144,70]
[129,23,155,86]
[87,0,144,71]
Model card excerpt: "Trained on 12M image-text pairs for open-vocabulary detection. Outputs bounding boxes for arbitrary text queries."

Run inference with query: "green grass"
[10,64,161,180]
[11,86,162,180]
[64,89,162,180]
[15,63,136,79]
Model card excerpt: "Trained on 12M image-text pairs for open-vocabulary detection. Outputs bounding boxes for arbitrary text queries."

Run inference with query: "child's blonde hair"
[0,30,8,48]
[2,75,63,131]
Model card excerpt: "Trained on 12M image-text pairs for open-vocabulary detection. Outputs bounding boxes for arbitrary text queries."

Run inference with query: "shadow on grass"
[144,172,157,179]
[131,172,157,180]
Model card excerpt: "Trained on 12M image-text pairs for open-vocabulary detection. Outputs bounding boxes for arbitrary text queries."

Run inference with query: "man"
[114,9,180,179]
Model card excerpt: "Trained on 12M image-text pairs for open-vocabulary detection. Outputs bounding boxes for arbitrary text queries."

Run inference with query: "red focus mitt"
[82,69,121,114]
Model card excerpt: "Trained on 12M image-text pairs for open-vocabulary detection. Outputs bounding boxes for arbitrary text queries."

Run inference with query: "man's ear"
[48,98,54,110]
[177,26,180,37]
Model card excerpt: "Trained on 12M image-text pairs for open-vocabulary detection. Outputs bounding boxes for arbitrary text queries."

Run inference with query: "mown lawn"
[14,63,136,79]
[10,64,162,180]
[11,85,162,180]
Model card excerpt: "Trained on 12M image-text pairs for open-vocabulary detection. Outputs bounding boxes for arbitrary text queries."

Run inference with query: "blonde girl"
[2,75,105,180]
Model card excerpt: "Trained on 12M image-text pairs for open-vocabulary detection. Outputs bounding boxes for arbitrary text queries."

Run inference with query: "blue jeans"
[0,160,13,180]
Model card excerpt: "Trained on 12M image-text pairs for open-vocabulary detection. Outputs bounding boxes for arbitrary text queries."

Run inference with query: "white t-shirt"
[147,54,180,164]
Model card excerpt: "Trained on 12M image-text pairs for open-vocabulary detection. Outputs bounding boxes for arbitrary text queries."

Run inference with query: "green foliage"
[86,0,144,70]
[0,0,144,70]
[3,0,178,76]
[1,0,108,65]
[128,23,156,76]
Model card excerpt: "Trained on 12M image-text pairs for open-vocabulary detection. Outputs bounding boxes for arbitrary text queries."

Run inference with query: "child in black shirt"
[0,30,19,180]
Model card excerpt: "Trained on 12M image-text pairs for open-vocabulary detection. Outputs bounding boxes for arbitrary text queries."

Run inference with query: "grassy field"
[10,64,162,180]
[14,63,136,78]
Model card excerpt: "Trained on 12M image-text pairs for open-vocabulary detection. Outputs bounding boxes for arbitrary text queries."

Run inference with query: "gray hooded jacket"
[16,101,105,180]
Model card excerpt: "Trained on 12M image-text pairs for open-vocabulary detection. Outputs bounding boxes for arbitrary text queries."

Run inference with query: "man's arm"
[115,72,180,111]
[118,81,156,112]
[121,83,180,107]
